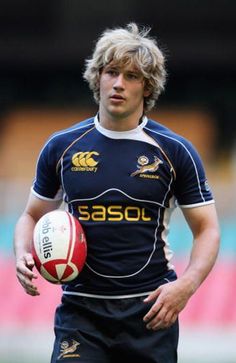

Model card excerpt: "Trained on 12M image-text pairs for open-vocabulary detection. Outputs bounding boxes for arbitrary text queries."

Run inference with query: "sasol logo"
[71,151,99,172]
[78,205,151,222]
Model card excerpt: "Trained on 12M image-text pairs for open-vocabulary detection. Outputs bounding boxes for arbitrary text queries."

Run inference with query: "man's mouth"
[110,94,125,100]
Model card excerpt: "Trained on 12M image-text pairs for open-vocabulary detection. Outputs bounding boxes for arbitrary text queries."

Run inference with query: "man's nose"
[113,74,125,89]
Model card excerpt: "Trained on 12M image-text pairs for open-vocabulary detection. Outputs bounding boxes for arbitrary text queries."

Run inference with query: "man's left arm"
[143,203,220,330]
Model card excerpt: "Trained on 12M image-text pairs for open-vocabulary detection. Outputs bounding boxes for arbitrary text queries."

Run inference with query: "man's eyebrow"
[105,64,119,70]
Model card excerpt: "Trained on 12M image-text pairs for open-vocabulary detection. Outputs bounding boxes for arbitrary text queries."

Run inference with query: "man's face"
[99,61,149,120]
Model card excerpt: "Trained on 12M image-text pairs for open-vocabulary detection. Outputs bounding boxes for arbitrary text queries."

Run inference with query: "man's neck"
[98,111,144,132]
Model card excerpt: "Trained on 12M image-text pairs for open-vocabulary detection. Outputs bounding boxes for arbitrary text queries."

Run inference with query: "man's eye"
[107,69,118,76]
[127,73,140,80]
[127,73,136,78]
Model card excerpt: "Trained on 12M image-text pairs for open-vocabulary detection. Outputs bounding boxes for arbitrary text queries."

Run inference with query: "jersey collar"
[94,114,148,139]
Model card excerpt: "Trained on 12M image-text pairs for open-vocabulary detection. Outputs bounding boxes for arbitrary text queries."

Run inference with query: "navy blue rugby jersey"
[32,115,214,298]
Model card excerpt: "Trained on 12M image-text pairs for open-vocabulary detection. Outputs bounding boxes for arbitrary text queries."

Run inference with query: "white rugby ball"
[32,210,87,284]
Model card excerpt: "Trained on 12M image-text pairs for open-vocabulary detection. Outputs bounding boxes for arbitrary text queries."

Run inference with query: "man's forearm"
[14,213,36,258]
[179,226,220,295]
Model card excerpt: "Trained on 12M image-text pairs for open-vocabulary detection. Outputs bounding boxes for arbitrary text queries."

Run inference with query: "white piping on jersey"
[60,158,66,203]
[36,120,94,158]
[67,188,173,279]
[31,187,63,201]
[94,115,158,147]
[32,120,94,191]
[144,126,206,203]
[162,166,174,207]
[69,187,166,208]
[180,200,215,208]
[56,126,96,173]
[56,119,176,279]
[162,202,175,270]
[160,173,176,270]
[95,114,176,177]
[63,290,152,299]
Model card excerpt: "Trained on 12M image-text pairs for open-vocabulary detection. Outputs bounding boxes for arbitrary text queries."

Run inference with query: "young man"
[14,23,220,362]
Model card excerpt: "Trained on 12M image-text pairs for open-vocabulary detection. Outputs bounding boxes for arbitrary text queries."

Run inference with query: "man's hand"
[143,279,192,330]
[16,253,40,296]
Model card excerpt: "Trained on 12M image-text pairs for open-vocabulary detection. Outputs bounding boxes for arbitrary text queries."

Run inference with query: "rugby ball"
[32,210,87,284]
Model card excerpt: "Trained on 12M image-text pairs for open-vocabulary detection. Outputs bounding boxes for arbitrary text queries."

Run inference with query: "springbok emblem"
[131,155,163,177]
[58,340,80,359]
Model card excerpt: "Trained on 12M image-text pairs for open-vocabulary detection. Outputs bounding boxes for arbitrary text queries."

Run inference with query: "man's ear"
[144,88,151,97]
[143,82,151,98]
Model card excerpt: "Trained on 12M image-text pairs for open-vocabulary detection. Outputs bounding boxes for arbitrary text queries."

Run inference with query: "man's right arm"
[14,192,61,296]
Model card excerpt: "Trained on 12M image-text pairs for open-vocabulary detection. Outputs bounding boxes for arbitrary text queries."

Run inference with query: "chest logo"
[71,151,99,172]
[58,340,80,359]
[131,155,163,179]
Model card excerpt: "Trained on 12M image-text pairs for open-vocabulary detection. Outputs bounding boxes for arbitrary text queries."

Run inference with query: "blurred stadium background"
[0,1,236,362]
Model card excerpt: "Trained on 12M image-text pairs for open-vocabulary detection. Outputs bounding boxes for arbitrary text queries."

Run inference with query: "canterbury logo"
[131,155,163,178]
[72,151,99,167]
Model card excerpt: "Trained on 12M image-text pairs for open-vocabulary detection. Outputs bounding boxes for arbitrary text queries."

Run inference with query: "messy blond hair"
[83,23,167,113]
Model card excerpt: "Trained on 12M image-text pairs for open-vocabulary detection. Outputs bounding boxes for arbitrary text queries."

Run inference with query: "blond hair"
[83,23,167,112]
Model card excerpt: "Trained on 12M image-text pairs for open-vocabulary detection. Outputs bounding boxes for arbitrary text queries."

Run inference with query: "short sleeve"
[174,139,214,207]
[32,138,63,201]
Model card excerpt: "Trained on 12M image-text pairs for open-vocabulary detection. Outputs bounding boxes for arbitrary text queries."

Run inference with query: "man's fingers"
[16,253,40,296]
[16,257,38,280]
[18,272,40,296]
[143,300,163,323]
[145,307,178,330]
[17,264,38,280]
[143,287,161,303]
[25,286,40,296]
[23,253,35,269]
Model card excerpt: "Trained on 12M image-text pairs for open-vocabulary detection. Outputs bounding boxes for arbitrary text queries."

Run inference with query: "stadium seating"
[1,256,236,328]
